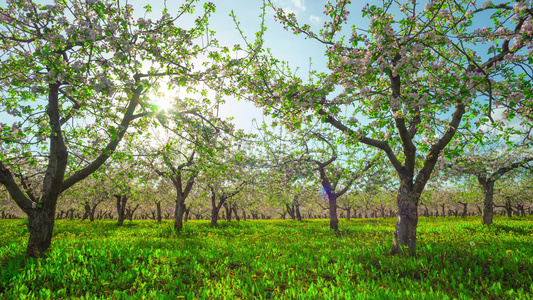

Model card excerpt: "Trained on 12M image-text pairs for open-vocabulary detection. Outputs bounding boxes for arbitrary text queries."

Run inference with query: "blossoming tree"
[230,0,532,255]
[441,144,533,225]
[0,0,216,257]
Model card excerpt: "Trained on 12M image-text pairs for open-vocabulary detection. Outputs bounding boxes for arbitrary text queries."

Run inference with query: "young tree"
[228,0,532,255]
[442,144,533,225]
[0,0,216,257]
[303,133,379,231]
[203,142,256,226]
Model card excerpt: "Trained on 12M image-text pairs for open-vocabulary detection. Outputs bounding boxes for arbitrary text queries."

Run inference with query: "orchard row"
[0,0,532,257]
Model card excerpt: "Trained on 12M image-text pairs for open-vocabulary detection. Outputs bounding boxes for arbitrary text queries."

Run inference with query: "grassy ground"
[1,216,532,299]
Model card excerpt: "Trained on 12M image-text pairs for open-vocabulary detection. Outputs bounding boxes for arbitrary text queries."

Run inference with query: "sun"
[153,98,173,111]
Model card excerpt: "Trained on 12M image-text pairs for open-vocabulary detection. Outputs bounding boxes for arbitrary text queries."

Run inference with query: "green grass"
[1,216,532,299]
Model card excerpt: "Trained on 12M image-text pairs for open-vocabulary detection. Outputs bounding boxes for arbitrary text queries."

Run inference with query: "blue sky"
[0,0,345,133]
[131,0,364,132]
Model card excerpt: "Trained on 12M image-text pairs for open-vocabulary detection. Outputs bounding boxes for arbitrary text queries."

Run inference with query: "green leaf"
[109,126,117,141]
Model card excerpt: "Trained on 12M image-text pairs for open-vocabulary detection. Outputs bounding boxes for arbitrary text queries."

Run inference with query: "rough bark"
[209,184,242,226]
[154,151,197,231]
[286,203,295,219]
[115,194,128,225]
[26,203,57,257]
[174,197,186,231]
[156,200,162,223]
[391,180,419,256]
[365,206,372,221]
[233,207,240,221]
[328,195,339,231]
[184,205,190,222]
[224,202,233,222]
[479,178,495,226]
[458,202,468,218]
[210,189,223,226]
[495,200,515,218]
[294,195,302,221]
[82,202,91,221]
[211,207,220,226]
[126,204,140,221]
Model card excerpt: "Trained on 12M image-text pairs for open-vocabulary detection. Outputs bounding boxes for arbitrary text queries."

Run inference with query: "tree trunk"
[115,194,128,225]
[89,205,96,222]
[126,204,139,222]
[174,194,186,231]
[210,190,225,226]
[82,203,90,221]
[391,186,419,256]
[346,208,351,220]
[156,201,162,223]
[286,204,295,219]
[328,195,339,231]
[233,207,240,221]
[26,206,56,257]
[459,202,467,218]
[503,201,513,218]
[211,207,220,226]
[184,205,190,222]
[225,203,232,222]
[516,204,525,216]
[480,178,495,226]
[441,204,445,217]
[293,195,302,221]
[295,202,302,221]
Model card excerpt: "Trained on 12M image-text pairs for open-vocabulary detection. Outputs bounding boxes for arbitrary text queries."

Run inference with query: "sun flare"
[153,98,173,111]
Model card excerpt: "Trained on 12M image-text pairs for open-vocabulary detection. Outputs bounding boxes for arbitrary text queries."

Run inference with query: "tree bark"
[82,202,91,221]
[328,195,339,231]
[391,179,419,256]
[458,202,468,218]
[233,207,240,221]
[209,184,242,226]
[126,204,139,221]
[224,202,233,222]
[286,204,295,219]
[211,207,220,226]
[505,201,513,218]
[89,204,97,222]
[295,195,302,222]
[516,204,525,216]
[26,205,57,257]
[174,194,186,231]
[156,200,162,223]
[115,194,128,225]
[479,178,495,226]
[184,205,190,222]
[210,190,223,226]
